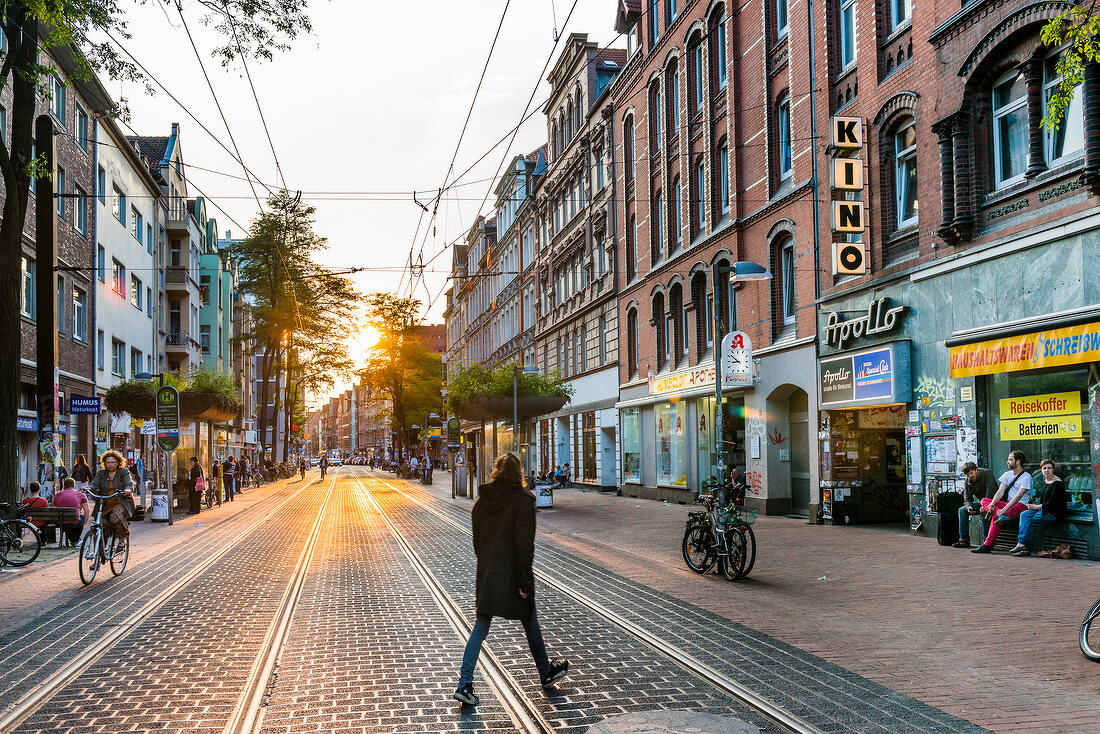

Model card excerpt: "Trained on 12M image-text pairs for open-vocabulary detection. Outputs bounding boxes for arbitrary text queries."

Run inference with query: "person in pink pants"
[972,450,1033,553]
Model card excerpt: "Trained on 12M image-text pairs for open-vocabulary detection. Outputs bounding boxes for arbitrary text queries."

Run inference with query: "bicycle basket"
[730,508,758,525]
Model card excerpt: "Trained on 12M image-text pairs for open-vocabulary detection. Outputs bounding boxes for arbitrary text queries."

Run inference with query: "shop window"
[583,412,597,481]
[1044,54,1084,165]
[992,70,1028,187]
[623,407,641,483]
[656,401,688,486]
[894,119,918,227]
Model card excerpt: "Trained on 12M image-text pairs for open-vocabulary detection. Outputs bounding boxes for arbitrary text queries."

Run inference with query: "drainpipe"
[808,0,822,304]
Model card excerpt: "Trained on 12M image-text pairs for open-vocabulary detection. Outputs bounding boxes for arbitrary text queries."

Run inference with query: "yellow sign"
[949,320,1100,377]
[999,391,1080,421]
[1001,415,1082,440]
[648,365,715,396]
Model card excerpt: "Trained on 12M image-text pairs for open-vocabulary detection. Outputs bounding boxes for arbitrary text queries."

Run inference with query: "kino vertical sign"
[156,386,181,453]
[829,116,867,275]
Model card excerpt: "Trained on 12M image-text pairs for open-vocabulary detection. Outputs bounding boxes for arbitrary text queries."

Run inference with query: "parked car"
[309,458,320,467]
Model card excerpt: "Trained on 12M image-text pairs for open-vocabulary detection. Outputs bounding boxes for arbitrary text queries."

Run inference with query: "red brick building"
[610,0,821,513]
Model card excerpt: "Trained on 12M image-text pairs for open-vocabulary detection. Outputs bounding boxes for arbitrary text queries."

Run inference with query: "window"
[626,214,636,281]
[717,140,730,214]
[780,240,796,324]
[112,260,125,296]
[112,186,125,223]
[695,158,706,233]
[200,325,211,353]
[20,257,34,318]
[73,287,86,341]
[649,83,662,150]
[649,0,660,45]
[147,223,154,254]
[666,0,677,24]
[57,279,66,332]
[97,330,104,370]
[1044,55,1084,164]
[74,183,87,235]
[993,71,1027,186]
[130,348,143,378]
[111,340,125,377]
[689,38,703,116]
[624,115,635,184]
[130,275,142,310]
[0,104,6,144]
[668,61,680,136]
[75,106,89,152]
[673,178,682,246]
[56,166,65,217]
[97,167,105,203]
[654,293,667,370]
[777,0,789,36]
[627,308,639,377]
[778,96,793,179]
[146,287,152,316]
[623,407,641,482]
[890,0,910,29]
[599,315,607,362]
[131,208,142,239]
[711,10,727,90]
[840,0,857,69]
[653,190,664,263]
[96,246,105,281]
[894,120,918,227]
[51,75,65,122]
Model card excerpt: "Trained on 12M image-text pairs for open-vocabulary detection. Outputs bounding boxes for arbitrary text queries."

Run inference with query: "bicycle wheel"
[1080,597,1100,661]
[682,523,717,574]
[108,534,129,576]
[79,529,101,585]
[738,524,757,578]
[720,527,747,581]
[0,519,42,566]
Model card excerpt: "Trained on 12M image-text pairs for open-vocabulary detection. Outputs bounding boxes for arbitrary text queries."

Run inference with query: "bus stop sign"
[447,417,461,451]
[156,385,181,453]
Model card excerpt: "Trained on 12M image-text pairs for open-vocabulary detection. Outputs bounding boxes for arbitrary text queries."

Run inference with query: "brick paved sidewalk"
[410,470,1100,734]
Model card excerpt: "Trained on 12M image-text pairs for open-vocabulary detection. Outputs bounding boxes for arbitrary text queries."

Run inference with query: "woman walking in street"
[453,453,569,706]
[71,455,93,491]
[88,450,135,552]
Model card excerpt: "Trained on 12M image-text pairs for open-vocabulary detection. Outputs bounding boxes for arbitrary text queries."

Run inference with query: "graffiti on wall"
[913,375,951,405]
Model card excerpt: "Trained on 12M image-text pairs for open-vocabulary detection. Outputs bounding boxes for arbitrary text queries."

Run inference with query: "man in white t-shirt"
[972,450,1033,553]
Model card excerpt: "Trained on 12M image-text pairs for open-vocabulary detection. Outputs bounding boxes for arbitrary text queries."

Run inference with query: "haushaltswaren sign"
[949,320,1100,378]
[819,342,912,409]
[998,391,1082,440]
[68,396,101,414]
[649,364,715,396]
[822,298,906,350]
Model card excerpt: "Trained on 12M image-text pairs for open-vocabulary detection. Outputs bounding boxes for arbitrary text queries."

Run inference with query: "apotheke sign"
[822,298,906,349]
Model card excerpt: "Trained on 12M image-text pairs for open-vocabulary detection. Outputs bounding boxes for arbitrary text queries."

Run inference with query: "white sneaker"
[1008,544,1029,555]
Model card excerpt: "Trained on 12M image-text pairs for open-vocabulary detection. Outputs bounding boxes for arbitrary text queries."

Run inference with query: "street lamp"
[712,261,771,488]
[513,364,540,453]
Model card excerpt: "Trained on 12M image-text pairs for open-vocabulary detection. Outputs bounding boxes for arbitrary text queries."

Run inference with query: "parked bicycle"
[700,476,757,577]
[78,491,129,585]
[682,493,754,581]
[1081,593,1100,661]
[203,480,221,509]
[0,502,42,567]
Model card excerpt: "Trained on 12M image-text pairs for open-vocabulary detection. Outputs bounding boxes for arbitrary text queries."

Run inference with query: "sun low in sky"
[349,326,382,367]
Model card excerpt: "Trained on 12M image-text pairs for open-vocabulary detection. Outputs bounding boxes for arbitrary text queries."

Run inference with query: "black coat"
[472,480,536,621]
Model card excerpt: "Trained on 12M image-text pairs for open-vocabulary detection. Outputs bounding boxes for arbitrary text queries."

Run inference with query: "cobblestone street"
[0,467,1093,733]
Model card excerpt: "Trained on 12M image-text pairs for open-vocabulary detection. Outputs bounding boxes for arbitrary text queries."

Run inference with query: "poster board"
[923,433,957,475]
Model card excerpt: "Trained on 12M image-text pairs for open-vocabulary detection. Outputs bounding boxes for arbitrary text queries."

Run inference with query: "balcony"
[165,331,201,359]
[165,267,199,297]
[167,200,190,233]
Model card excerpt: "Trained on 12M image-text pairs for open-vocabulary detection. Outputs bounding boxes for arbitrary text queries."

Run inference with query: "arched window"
[694,157,706,235]
[551,122,559,160]
[649,81,662,150]
[714,257,731,334]
[624,114,635,184]
[667,59,680,139]
[575,88,583,133]
[690,271,711,358]
[893,118,917,228]
[653,292,667,371]
[652,189,664,264]
[627,307,639,377]
[716,139,729,216]
[772,237,796,327]
[672,176,682,250]
[558,111,566,152]
[626,214,637,282]
[688,34,703,117]
[565,100,574,142]
[710,7,727,92]
[669,282,685,365]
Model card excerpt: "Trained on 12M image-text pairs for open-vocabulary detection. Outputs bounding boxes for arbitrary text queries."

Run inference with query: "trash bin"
[150,488,170,522]
[535,481,554,509]
[455,469,468,498]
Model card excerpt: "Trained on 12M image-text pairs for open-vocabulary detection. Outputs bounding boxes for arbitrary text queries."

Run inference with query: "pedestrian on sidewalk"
[223,456,236,501]
[972,450,1033,553]
[187,457,204,515]
[211,459,222,503]
[71,454,93,491]
[453,453,569,706]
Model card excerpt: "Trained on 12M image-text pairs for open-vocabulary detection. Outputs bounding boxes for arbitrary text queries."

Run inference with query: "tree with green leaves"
[356,294,442,459]
[1042,9,1100,129]
[0,2,312,505]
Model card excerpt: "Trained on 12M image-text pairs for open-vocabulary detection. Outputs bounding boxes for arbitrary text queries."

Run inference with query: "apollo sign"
[822,298,907,349]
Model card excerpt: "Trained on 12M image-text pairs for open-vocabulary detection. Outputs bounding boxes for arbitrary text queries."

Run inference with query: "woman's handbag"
[195,475,205,492]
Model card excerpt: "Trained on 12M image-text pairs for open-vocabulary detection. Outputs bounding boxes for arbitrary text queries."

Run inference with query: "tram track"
[359,469,822,734]
[351,474,554,734]
[0,473,330,734]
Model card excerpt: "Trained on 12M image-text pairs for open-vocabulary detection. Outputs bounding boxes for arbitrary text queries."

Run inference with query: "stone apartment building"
[609,0,821,512]
[533,34,625,489]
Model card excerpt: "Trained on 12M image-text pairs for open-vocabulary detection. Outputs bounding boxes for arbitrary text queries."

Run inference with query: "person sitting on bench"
[1008,459,1068,557]
[53,478,90,546]
[954,462,998,548]
[21,481,48,530]
[972,450,1032,554]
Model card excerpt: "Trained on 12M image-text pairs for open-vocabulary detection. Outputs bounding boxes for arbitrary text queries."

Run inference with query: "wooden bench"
[969,513,1093,558]
[23,507,81,548]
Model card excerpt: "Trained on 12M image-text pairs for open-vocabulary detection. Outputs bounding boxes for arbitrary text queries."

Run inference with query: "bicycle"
[0,502,42,567]
[1081,594,1100,661]
[700,477,758,578]
[682,494,749,581]
[78,491,129,586]
[204,480,221,509]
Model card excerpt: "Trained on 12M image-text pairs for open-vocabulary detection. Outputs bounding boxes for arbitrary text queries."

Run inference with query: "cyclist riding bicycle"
[88,450,135,552]
[299,457,307,479]
[319,455,328,479]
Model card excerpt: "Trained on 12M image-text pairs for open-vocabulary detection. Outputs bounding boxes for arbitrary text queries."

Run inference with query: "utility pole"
[35,114,61,498]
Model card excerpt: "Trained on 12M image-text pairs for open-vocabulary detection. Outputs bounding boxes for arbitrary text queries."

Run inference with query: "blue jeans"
[957,504,990,544]
[458,610,550,687]
[1017,509,1059,548]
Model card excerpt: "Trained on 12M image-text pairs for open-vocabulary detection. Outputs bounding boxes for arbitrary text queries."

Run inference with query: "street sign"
[156,386,181,452]
[447,417,461,451]
[69,396,101,414]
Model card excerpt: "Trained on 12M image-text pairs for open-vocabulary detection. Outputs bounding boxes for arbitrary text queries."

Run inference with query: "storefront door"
[790,390,810,514]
